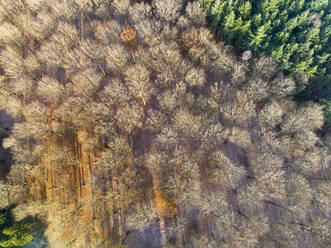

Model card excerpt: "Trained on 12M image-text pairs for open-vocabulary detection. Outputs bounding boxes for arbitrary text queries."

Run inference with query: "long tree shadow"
[0,112,50,246]
[124,222,162,248]
[0,110,14,178]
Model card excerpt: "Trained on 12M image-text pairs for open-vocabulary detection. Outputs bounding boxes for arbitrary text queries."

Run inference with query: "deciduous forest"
[0,0,329,247]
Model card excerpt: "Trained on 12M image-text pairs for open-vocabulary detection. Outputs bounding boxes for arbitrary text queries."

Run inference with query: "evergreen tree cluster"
[198,0,330,121]
[0,0,329,247]
[0,210,33,247]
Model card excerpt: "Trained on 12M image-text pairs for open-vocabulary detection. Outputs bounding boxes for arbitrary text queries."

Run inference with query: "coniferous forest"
[198,0,331,122]
[0,0,330,247]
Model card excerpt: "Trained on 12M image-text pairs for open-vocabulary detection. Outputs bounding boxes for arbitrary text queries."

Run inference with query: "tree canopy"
[0,0,329,247]
[198,0,331,121]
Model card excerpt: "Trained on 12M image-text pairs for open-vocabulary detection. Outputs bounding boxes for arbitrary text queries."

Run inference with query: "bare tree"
[153,0,183,22]
[0,0,328,247]
[126,201,158,232]
[125,64,153,106]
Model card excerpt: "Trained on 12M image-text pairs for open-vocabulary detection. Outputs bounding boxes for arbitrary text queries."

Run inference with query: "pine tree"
[0,210,34,248]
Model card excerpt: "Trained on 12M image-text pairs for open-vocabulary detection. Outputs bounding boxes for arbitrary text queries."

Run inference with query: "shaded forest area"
[0,0,330,247]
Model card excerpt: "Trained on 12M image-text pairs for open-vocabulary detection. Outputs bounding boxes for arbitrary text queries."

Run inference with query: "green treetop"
[0,211,33,248]
[198,0,330,122]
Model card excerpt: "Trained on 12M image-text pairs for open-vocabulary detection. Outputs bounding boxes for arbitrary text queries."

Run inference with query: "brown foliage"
[154,191,178,218]
[120,26,138,51]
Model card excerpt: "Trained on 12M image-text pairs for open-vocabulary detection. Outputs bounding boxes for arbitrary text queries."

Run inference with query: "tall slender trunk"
[199,158,212,240]
[148,138,178,246]
[79,11,85,41]
[151,170,167,246]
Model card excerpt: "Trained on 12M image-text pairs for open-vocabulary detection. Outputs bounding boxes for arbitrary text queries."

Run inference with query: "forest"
[199,0,331,122]
[0,0,330,247]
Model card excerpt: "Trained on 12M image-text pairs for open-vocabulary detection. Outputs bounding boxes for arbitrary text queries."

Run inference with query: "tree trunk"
[80,12,85,41]
[152,170,167,246]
